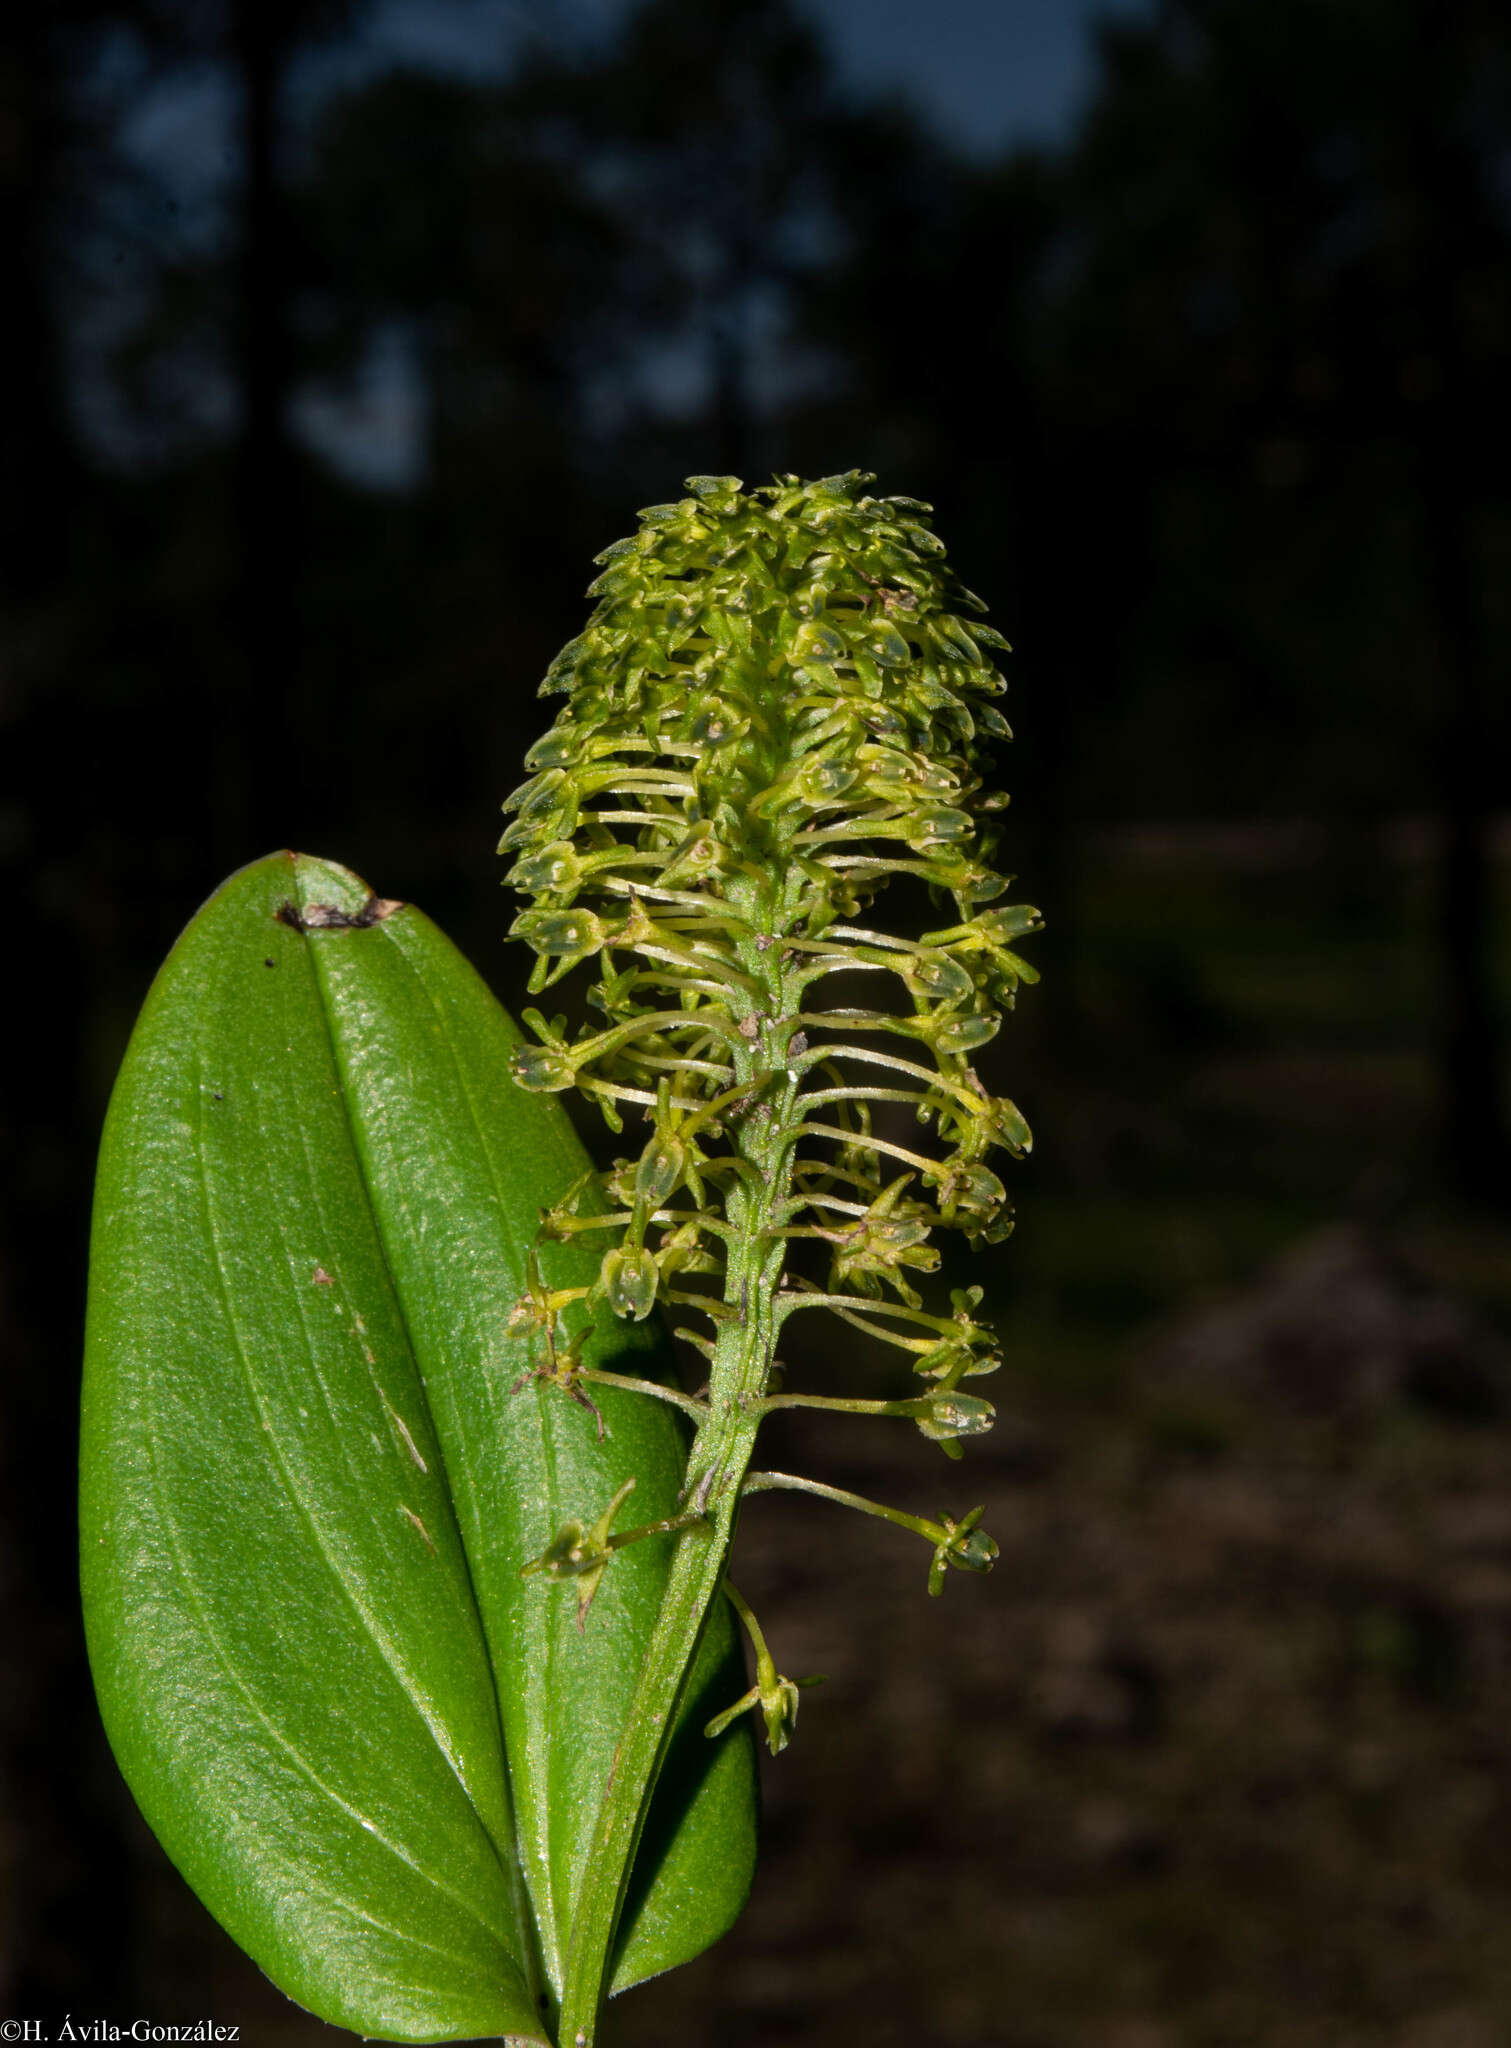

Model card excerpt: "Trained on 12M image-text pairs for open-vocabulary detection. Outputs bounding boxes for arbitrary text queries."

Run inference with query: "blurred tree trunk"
[0,14,140,2014]
[0,16,78,603]
[1416,413,1508,1204]
[994,388,1080,1070]
[221,0,304,865]
[1406,3,1510,1205]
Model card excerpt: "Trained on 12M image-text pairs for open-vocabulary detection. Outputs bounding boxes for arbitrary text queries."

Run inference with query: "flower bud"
[908,951,974,1004]
[516,767,567,818]
[983,1095,1033,1158]
[909,807,974,850]
[760,1674,806,1757]
[601,1245,659,1321]
[524,726,581,770]
[801,755,861,801]
[635,1135,686,1208]
[510,1044,576,1092]
[513,908,605,958]
[690,703,749,750]
[936,1011,999,1055]
[914,1392,996,1444]
[790,619,846,664]
[952,1525,999,1572]
[661,825,730,887]
[928,1506,999,1595]
[507,842,583,897]
[869,622,911,667]
[656,1219,720,1279]
[976,903,1044,943]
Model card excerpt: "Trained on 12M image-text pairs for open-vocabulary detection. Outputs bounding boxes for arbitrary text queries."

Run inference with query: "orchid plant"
[81,471,1037,2048]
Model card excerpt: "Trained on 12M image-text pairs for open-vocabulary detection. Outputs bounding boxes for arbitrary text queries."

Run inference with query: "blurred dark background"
[3,0,1510,2041]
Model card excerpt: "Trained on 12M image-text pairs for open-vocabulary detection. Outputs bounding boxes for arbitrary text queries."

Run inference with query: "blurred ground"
[32,825,1508,2048]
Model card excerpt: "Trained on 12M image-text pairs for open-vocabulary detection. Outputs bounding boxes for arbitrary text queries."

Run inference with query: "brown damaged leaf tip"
[276,895,404,933]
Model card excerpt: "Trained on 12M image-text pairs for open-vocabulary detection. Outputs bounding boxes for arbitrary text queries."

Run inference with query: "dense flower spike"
[502,471,1039,1404]
[504,474,1040,2042]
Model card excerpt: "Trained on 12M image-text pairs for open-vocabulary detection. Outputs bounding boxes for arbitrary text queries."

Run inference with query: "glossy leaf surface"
[81,853,756,2043]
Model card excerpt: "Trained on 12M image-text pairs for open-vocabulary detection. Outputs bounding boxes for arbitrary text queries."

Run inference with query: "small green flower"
[927,1506,1000,1596]
[599,1245,659,1321]
[520,1477,638,1629]
[704,1582,824,1757]
[912,1391,997,1458]
[520,1477,709,1628]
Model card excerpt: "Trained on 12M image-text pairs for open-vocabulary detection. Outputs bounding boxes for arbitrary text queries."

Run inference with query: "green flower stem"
[556,883,803,2048]
[555,1338,766,2048]
[741,1467,954,1549]
[547,1210,734,1243]
[606,1508,711,1552]
[795,1086,930,1114]
[773,1288,959,1336]
[565,1008,748,1065]
[794,1043,990,1108]
[748,1390,942,1424]
[720,1578,773,1671]
[782,1121,943,1177]
[574,1367,710,1421]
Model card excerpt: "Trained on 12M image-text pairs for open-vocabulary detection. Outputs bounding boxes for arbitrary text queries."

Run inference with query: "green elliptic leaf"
[80,853,756,2044]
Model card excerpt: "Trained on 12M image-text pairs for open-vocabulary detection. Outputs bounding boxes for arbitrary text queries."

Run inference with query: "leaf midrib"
[299,913,552,2014]
[368,922,572,1944]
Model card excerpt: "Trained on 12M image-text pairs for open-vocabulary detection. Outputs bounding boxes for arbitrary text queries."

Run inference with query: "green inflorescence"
[504,467,1042,1770]
[502,470,1038,1425]
[503,468,1041,2042]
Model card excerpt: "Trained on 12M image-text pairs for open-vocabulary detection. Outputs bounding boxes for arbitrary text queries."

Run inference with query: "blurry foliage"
[2,0,1509,2034]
